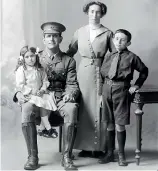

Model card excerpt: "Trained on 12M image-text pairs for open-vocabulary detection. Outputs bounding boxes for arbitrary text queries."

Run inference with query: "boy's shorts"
[102,82,131,125]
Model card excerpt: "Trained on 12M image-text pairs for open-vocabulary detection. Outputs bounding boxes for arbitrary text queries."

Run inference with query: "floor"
[1,128,158,171]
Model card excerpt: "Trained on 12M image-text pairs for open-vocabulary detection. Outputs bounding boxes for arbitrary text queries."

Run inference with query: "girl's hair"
[15,46,43,71]
[83,1,107,17]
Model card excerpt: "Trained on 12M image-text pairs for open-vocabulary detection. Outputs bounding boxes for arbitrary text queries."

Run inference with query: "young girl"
[15,45,58,138]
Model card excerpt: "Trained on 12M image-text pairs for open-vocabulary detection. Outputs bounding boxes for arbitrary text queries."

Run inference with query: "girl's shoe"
[37,129,44,136]
[43,128,58,138]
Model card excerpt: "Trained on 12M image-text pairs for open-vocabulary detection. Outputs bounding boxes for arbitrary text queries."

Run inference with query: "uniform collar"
[42,49,62,64]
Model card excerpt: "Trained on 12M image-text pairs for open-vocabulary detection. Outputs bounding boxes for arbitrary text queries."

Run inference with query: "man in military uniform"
[14,22,80,170]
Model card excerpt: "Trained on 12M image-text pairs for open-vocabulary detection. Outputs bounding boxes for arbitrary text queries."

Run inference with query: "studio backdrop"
[1,0,158,149]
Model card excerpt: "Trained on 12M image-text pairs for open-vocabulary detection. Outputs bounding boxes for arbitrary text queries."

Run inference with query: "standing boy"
[99,29,148,166]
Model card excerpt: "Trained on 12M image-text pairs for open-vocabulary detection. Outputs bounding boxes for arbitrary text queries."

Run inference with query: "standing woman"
[66,1,115,157]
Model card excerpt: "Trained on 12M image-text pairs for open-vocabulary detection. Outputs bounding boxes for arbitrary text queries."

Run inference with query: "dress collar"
[86,24,110,37]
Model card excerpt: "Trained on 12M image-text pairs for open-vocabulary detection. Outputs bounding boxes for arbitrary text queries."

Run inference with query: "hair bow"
[18,56,23,61]
[35,47,40,54]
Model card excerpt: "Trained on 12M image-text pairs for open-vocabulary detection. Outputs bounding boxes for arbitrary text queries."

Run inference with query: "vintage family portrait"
[1,0,158,170]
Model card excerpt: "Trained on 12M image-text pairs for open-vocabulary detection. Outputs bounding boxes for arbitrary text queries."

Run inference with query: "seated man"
[13,22,80,170]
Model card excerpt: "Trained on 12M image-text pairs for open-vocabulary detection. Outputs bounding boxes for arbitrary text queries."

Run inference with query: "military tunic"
[66,25,115,151]
[39,50,80,124]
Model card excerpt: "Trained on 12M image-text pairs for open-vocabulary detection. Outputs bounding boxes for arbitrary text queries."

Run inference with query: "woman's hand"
[16,92,30,104]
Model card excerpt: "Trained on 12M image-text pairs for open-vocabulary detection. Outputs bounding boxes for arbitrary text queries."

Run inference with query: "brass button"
[94,142,97,144]
[95,136,97,139]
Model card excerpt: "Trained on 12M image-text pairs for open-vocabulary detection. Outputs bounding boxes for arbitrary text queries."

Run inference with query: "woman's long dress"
[67,25,115,151]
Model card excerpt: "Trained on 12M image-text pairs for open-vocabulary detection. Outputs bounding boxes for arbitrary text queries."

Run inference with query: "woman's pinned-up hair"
[15,46,42,71]
[83,1,107,17]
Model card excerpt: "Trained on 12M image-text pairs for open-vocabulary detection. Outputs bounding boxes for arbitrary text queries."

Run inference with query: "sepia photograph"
[1,0,158,170]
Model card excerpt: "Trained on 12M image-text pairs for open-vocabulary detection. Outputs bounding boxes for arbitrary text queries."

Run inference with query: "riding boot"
[22,122,39,170]
[61,123,77,170]
[69,125,77,160]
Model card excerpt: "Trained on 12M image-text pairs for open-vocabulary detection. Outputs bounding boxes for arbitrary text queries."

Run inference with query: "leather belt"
[82,56,102,67]
[48,81,65,91]
[104,78,130,86]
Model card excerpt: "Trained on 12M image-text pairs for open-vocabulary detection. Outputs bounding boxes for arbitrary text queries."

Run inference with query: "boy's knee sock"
[111,130,116,151]
[117,130,126,153]
[41,116,51,130]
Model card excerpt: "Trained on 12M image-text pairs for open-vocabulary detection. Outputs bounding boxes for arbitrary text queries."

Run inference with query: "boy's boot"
[98,130,115,164]
[22,122,39,170]
[61,123,77,170]
[117,130,128,166]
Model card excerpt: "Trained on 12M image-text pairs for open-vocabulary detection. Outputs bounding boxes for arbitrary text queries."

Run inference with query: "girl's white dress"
[15,66,57,111]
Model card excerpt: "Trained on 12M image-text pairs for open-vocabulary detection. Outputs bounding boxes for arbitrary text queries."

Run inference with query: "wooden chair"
[58,126,63,152]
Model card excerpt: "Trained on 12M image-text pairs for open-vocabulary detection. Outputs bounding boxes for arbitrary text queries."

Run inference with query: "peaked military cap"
[41,22,66,34]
